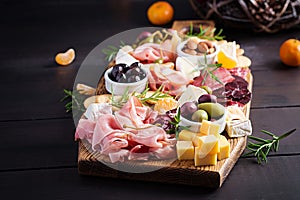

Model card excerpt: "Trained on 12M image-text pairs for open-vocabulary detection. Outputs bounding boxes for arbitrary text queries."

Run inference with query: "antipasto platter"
[75,21,253,188]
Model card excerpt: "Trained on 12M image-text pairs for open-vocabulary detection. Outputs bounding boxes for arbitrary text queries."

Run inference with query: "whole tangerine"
[279,39,300,67]
[147,1,174,25]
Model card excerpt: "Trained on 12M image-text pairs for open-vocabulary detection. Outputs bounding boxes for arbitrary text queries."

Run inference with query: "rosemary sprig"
[244,128,296,164]
[60,89,86,114]
[167,108,190,138]
[102,41,126,62]
[194,54,223,85]
[186,23,225,41]
[110,87,130,108]
[135,84,171,103]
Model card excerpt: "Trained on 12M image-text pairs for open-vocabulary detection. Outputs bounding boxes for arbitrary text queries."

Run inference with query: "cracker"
[237,56,252,67]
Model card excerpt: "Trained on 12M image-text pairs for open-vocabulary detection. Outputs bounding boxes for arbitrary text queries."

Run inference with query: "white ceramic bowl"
[179,105,227,134]
[104,68,148,96]
[176,39,220,66]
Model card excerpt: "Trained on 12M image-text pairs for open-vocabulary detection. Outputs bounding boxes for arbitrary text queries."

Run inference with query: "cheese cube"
[199,120,220,138]
[217,135,230,160]
[192,135,219,154]
[194,147,217,166]
[178,129,197,141]
[176,141,194,160]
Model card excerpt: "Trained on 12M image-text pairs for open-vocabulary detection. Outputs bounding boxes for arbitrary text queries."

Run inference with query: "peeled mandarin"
[55,48,75,66]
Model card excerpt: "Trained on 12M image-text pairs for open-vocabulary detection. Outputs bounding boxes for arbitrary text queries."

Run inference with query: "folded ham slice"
[131,40,175,63]
[192,67,235,91]
[75,119,96,143]
[76,96,176,163]
[148,64,188,96]
[92,114,129,151]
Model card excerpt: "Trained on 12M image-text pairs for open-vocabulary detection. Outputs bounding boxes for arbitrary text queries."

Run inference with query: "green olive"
[191,109,209,122]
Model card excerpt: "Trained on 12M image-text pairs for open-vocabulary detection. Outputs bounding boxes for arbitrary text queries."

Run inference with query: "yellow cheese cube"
[217,135,230,160]
[178,129,197,141]
[194,147,217,166]
[192,135,219,154]
[199,120,220,138]
[176,141,194,160]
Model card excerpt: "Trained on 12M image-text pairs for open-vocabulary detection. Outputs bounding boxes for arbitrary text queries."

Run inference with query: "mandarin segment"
[55,48,75,66]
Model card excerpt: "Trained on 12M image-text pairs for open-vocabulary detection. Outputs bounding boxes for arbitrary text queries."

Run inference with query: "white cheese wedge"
[115,45,138,65]
[175,57,200,81]
[178,85,207,106]
[226,119,252,138]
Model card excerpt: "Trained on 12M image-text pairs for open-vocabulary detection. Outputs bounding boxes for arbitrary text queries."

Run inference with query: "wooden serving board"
[78,21,253,188]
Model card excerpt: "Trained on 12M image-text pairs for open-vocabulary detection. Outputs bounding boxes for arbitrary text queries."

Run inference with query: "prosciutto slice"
[115,96,158,129]
[148,64,188,96]
[131,40,175,63]
[75,96,176,163]
[75,119,96,143]
[192,67,235,91]
[92,114,129,151]
[84,103,112,121]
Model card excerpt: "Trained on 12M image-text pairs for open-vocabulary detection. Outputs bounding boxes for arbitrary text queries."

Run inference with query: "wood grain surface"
[1,0,300,199]
[77,28,253,187]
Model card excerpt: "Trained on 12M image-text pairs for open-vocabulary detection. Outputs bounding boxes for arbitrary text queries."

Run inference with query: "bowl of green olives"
[179,94,227,133]
[104,62,148,95]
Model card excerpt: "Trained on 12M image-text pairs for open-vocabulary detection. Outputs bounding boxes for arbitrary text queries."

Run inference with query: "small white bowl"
[104,68,148,96]
[179,107,227,134]
[176,39,220,66]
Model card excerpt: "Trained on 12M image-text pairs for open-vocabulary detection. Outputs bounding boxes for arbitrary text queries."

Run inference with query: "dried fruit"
[55,48,75,66]
[279,39,300,67]
[147,1,174,25]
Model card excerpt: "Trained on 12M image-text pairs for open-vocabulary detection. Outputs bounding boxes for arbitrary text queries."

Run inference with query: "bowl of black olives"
[104,62,148,95]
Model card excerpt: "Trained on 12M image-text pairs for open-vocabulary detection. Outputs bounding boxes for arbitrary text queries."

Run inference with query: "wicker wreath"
[189,0,300,33]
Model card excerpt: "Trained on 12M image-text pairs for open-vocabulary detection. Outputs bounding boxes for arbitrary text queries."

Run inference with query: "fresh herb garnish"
[195,54,223,85]
[102,41,126,62]
[135,84,171,104]
[244,128,296,164]
[110,87,130,108]
[61,89,86,114]
[168,108,190,138]
[186,23,225,41]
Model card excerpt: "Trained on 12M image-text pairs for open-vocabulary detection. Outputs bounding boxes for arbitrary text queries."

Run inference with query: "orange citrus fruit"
[154,98,178,114]
[55,48,75,66]
[147,1,174,25]
[279,39,300,67]
[217,41,238,69]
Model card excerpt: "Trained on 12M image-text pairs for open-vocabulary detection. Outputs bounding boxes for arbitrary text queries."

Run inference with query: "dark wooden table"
[1,0,300,199]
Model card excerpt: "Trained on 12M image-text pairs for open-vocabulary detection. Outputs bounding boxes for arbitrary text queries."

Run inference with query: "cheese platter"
[75,21,253,188]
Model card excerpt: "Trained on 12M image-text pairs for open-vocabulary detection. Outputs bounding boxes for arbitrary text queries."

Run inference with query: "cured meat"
[131,41,175,63]
[150,145,177,159]
[228,67,250,80]
[76,96,176,163]
[109,149,129,163]
[75,119,96,143]
[84,103,112,121]
[148,64,188,96]
[129,126,167,148]
[192,67,235,91]
[115,96,158,129]
[223,75,252,106]
[92,114,128,151]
